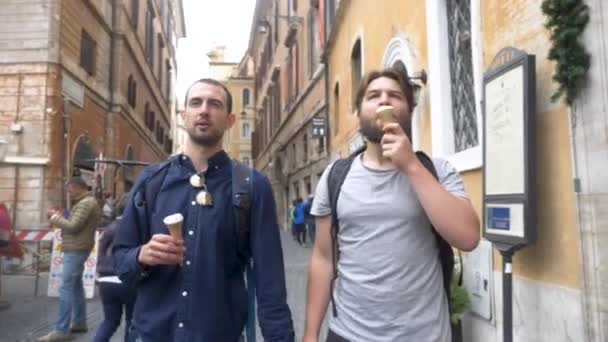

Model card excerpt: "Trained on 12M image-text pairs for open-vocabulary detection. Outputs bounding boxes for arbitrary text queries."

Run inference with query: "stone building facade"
[0,0,185,229]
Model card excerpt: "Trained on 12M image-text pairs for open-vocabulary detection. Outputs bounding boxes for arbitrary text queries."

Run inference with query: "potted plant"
[450,254,471,342]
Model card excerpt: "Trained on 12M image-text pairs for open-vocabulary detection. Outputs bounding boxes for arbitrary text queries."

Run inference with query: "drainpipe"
[322,53,331,159]
[63,98,70,209]
[106,0,118,196]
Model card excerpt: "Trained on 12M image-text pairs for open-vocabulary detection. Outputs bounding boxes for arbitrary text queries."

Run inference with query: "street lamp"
[257,14,305,34]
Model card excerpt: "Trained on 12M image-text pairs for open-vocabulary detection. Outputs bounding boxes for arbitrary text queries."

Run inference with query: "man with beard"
[303,68,480,342]
[113,78,294,342]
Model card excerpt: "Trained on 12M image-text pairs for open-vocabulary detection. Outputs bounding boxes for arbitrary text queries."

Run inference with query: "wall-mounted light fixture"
[257,14,304,34]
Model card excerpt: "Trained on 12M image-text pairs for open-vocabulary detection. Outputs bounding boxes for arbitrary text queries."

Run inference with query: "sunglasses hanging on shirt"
[189,173,213,207]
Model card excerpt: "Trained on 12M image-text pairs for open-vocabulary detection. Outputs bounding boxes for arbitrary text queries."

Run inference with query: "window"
[294,43,299,96]
[351,39,362,111]
[165,2,172,34]
[308,9,320,77]
[145,1,155,66]
[333,83,340,135]
[160,0,166,29]
[164,138,173,154]
[157,34,164,80]
[303,133,308,163]
[144,103,151,129]
[80,30,96,75]
[426,0,482,170]
[292,143,297,168]
[287,47,294,105]
[132,81,137,107]
[274,2,279,46]
[446,0,478,152]
[289,0,297,17]
[318,135,326,154]
[131,0,139,28]
[304,176,311,196]
[127,75,137,108]
[158,126,165,144]
[242,122,250,139]
[324,0,336,41]
[242,88,250,108]
[287,44,299,105]
[292,181,299,200]
[272,71,281,126]
[165,60,171,100]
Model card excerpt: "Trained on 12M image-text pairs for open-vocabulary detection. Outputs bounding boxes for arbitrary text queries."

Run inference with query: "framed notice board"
[482,47,536,250]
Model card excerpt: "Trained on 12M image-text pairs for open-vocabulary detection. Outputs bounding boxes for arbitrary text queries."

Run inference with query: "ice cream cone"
[163,213,183,240]
[376,105,396,126]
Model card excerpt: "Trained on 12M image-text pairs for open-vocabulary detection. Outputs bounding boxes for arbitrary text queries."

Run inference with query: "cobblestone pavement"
[0,230,326,341]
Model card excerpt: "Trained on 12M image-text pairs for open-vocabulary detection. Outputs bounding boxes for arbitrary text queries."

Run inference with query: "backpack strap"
[231,160,256,342]
[136,157,174,244]
[232,160,253,259]
[415,151,454,311]
[327,154,357,317]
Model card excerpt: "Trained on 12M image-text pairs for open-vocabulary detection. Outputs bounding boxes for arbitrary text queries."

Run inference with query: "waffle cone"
[376,105,396,125]
[163,213,184,240]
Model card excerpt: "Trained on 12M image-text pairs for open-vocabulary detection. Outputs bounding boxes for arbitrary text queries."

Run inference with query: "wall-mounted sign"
[482,47,536,250]
[311,116,326,138]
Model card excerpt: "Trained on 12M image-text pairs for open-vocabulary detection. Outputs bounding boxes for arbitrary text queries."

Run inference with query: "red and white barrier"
[14,230,54,242]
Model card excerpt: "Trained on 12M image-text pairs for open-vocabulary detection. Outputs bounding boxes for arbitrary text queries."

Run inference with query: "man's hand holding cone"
[137,213,185,266]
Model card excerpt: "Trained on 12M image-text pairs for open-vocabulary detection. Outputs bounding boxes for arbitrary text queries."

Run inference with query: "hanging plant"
[541,0,591,105]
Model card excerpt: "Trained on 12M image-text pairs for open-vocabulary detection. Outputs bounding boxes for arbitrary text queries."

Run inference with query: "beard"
[187,126,224,147]
[359,115,412,144]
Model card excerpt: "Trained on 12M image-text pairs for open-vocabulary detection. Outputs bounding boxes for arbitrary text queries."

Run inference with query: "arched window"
[73,135,96,171]
[351,39,362,111]
[333,82,340,135]
[242,88,250,108]
[242,122,251,139]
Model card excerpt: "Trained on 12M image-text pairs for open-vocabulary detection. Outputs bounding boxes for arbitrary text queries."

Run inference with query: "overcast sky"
[176,0,256,102]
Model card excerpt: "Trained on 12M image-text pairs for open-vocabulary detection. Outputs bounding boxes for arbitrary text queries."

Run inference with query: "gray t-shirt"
[311,155,468,342]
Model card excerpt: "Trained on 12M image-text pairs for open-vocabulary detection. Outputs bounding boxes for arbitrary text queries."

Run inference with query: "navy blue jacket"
[97,218,120,276]
[112,151,294,342]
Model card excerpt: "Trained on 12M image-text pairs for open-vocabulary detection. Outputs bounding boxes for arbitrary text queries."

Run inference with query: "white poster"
[485,65,525,195]
[47,229,100,299]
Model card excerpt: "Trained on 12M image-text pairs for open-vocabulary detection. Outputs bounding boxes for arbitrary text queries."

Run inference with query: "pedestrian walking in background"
[293,198,306,246]
[304,195,316,245]
[290,199,298,241]
[93,194,136,342]
[38,177,100,342]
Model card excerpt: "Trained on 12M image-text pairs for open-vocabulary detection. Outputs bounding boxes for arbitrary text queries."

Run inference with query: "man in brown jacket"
[37,176,100,342]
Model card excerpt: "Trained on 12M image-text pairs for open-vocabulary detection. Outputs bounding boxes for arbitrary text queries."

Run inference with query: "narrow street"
[0,230,317,341]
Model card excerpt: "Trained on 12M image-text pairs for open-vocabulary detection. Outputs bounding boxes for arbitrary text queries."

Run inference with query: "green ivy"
[542,0,591,105]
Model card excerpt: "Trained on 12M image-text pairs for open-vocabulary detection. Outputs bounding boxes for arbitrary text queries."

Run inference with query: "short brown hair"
[184,78,233,114]
[354,67,416,114]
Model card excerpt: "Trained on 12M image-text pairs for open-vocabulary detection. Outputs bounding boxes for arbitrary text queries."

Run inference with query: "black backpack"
[132,155,258,341]
[327,148,454,318]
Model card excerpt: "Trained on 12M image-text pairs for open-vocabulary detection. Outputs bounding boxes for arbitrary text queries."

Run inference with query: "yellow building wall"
[224,79,254,162]
[327,0,429,158]
[481,0,580,289]
[328,0,580,289]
